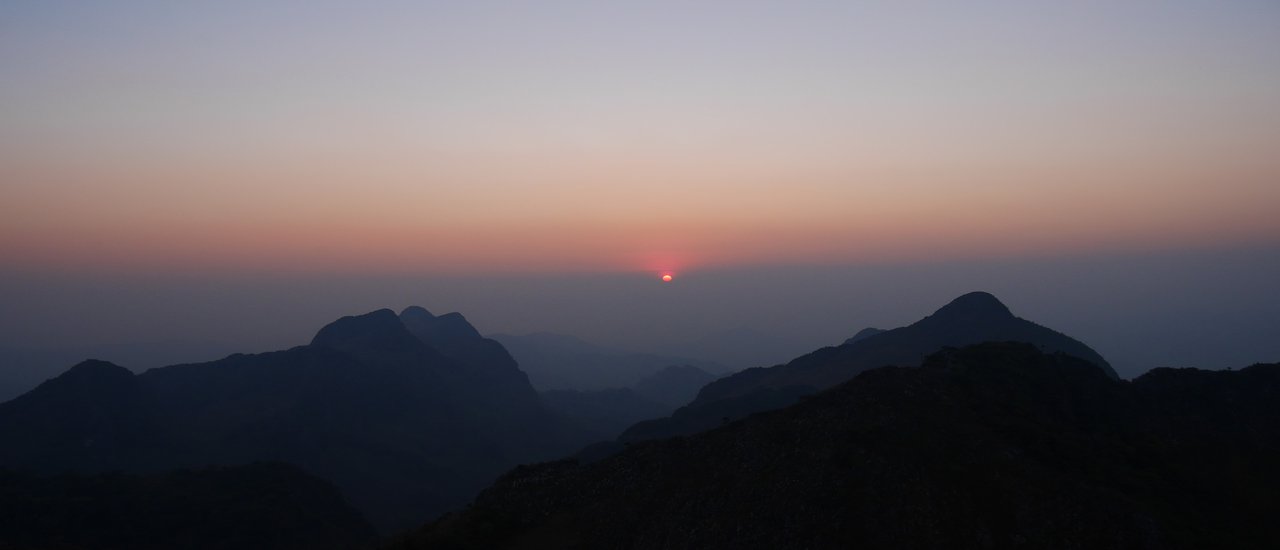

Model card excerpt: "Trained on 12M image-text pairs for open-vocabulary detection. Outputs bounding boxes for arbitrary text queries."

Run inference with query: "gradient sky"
[1,2,1279,395]
[4,1,1278,275]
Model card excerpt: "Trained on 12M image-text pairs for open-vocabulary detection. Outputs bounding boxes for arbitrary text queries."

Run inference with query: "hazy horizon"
[3,242,1277,401]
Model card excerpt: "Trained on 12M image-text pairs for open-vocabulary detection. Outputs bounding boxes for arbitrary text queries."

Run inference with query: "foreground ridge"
[395,343,1280,549]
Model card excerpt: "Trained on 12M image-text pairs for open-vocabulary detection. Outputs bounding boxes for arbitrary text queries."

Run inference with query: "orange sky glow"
[3,2,1278,276]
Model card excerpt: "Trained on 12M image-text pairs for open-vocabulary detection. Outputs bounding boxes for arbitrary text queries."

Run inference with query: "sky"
[1,2,1278,395]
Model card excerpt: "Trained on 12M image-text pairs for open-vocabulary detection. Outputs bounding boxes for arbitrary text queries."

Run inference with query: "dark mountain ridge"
[0,307,587,534]
[700,291,1114,402]
[0,340,239,403]
[622,291,1114,441]
[395,343,1280,549]
[842,327,885,345]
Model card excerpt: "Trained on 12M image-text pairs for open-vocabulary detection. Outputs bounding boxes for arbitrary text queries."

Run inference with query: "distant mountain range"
[395,343,1280,549]
[0,307,589,533]
[4,291,1271,548]
[491,331,727,440]
[0,340,238,402]
[621,292,1116,442]
[489,332,731,390]
[541,365,721,440]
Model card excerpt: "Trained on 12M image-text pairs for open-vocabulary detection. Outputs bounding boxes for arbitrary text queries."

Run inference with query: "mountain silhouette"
[0,462,375,550]
[0,307,588,533]
[400,306,482,343]
[622,292,1115,441]
[0,340,239,403]
[394,343,1280,549]
[400,307,538,398]
[311,308,425,355]
[842,327,885,345]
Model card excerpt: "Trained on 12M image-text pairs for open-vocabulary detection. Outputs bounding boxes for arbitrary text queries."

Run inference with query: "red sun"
[661,274,673,282]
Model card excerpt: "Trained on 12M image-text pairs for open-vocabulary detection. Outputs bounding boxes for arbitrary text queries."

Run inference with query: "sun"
[661,274,673,282]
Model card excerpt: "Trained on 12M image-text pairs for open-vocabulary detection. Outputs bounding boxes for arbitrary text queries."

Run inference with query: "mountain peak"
[930,291,1014,320]
[64,359,133,378]
[310,309,419,354]
[400,310,483,344]
[843,327,886,346]
[37,360,138,393]
[400,306,435,320]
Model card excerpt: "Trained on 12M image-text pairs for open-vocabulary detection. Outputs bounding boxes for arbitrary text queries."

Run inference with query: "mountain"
[632,365,719,409]
[393,343,1280,549]
[398,307,543,408]
[842,327,885,345]
[0,359,166,471]
[0,339,236,402]
[0,462,375,550]
[622,291,1114,441]
[489,332,730,391]
[0,307,588,534]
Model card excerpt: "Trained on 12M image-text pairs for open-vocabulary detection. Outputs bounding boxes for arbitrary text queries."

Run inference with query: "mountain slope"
[0,307,587,533]
[622,291,1113,441]
[395,344,1280,549]
[842,327,885,345]
[0,360,166,471]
